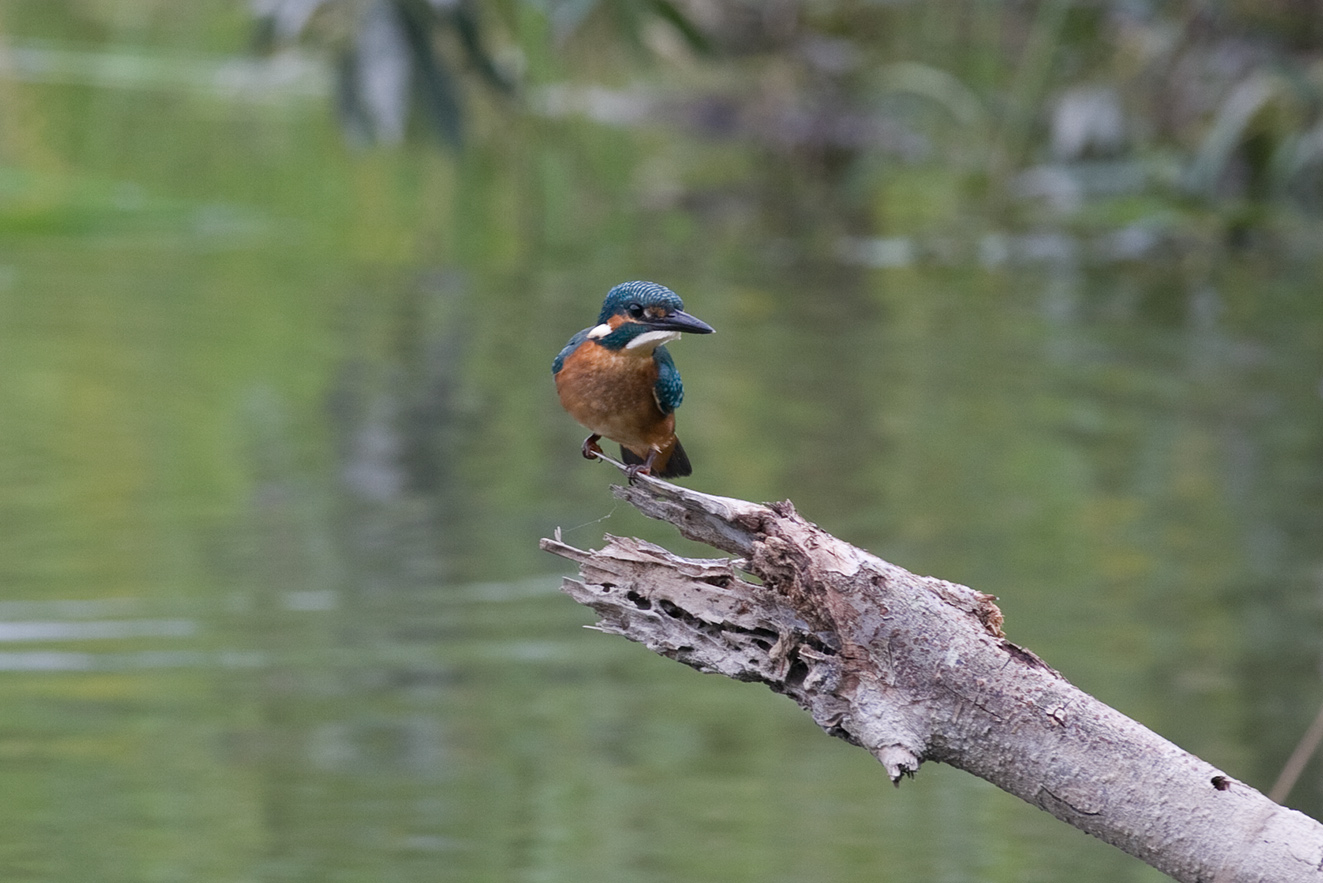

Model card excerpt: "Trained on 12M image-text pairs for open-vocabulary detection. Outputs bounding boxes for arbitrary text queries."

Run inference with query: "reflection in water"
[5,252,1317,882]
[0,617,196,642]
[0,10,1321,883]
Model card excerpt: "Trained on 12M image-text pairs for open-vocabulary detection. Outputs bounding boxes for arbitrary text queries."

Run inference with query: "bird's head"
[588,281,714,352]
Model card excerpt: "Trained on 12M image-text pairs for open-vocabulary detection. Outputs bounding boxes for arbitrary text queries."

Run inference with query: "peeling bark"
[540,464,1323,883]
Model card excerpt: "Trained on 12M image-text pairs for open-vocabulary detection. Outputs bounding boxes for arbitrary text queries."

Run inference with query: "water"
[1,9,1322,883]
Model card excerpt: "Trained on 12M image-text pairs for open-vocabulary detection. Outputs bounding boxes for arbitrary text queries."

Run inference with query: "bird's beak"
[648,310,715,334]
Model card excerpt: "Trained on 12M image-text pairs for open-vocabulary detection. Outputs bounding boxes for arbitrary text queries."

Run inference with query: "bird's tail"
[620,440,692,478]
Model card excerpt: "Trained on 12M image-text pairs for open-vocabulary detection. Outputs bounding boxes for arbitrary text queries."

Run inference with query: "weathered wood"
[541,460,1323,883]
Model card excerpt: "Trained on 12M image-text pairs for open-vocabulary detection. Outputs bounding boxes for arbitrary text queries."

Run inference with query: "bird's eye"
[627,303,644,319]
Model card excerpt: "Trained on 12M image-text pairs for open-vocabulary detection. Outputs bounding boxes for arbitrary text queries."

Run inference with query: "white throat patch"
[625,329,682,351]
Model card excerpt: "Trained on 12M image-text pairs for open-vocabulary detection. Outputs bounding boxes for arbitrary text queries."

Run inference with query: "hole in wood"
[786,657,810,689]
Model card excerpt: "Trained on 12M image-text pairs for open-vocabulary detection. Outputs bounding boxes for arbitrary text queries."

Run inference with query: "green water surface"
[1,5,1321,882]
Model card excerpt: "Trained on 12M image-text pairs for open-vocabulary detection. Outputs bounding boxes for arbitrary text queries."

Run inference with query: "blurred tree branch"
[252,0,515,147]
[249,0,704,147]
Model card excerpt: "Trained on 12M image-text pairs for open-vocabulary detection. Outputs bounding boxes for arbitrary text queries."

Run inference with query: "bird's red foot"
[624,450,659,484]
[581,434,604,461]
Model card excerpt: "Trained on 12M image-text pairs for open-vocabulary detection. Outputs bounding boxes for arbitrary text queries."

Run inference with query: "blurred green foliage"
[249,0,1323,236]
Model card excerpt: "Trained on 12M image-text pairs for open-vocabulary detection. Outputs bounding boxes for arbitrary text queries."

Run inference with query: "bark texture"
[540,467,1323,883]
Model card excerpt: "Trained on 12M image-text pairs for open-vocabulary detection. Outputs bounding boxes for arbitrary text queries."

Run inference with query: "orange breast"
[555,342,676,455]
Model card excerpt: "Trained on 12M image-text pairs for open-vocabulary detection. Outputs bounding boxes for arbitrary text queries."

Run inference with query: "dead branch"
[540,463,1323,883]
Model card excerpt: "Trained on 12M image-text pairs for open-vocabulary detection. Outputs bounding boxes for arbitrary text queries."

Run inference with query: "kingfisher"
[553,281,714,480]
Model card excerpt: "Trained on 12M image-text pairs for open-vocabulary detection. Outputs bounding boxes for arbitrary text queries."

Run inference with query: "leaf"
[1185,73,1286,199]
[644,0,710,55]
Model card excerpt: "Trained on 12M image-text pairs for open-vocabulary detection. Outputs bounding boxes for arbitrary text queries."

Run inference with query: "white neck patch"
[625,329,681,351]
[586,323,612,339]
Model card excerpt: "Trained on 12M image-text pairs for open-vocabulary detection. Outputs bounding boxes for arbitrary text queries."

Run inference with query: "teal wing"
[652,345,684,414]
[553,328,591,375]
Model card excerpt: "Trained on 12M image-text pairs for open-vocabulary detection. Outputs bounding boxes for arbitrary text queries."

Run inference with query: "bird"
[553,281,714,480]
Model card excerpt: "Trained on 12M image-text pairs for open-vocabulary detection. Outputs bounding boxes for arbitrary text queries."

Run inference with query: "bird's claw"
[581,434,604,461]
[624,449,659,484]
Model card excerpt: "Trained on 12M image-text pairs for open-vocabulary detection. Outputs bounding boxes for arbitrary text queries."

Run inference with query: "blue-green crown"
[598,281,684,324]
